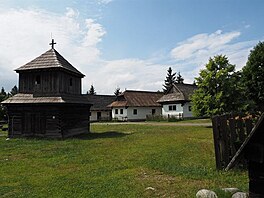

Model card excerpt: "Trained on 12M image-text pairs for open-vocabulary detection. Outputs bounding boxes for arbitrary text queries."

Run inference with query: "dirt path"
[93,121,212,127]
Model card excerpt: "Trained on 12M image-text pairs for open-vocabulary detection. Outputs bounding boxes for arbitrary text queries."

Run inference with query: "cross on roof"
[49,39,56,49]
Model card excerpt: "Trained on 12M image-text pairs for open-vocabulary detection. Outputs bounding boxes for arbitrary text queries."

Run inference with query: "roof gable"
[15,49,84,77]
[157,83,197,103]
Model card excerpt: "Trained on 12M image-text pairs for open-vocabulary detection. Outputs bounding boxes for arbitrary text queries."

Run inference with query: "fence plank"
[212,113,257,169]
[212,116,222,170]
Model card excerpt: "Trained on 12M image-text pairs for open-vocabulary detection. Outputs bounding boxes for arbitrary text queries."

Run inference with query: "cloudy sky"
[0,0,263,94]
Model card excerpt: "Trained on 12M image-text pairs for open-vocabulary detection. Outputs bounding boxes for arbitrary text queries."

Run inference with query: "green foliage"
[114,87,121,96]
[0,87,8,120]
[163,67,176,92]
[176,72,184,84]
[10,85,18,96]
[242,41,264,111]
[88,84,96,95]
[191,55,243,117]
[0,123,247,197]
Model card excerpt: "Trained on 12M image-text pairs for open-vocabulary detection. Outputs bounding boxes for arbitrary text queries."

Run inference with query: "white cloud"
[84,59,167,94]
[0,7,258,95]
[170,30,256,74]
[97,0,113,5]
[0,8,106,92]
[82,18,106,47]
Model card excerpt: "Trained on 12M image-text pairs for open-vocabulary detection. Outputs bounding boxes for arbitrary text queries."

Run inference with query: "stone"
[222,188,240,194]
[196,189,218,198]
[232,192,249,198]
[145,187,155,191]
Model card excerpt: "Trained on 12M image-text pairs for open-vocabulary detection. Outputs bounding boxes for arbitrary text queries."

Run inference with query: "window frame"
[169,105,177,111]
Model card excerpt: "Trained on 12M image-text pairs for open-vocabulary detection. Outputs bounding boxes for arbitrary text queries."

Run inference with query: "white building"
[108,90,163,121]
[157,83,197,118]
[85,95,116,121]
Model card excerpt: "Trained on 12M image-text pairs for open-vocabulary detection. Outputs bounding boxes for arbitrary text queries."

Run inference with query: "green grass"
[0,123,247,197]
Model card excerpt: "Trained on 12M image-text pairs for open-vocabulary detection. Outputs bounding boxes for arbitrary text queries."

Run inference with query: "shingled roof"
[85,95,116,111]
[1,93,91,104]
[108,90,163,107]
[157,83,197,103]
[15,48,84,77]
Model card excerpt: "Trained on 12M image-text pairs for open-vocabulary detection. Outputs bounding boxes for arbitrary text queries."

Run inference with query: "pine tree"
[176,72,184,84]
[114,87,121,96]
[10,85,18,96]
[163,67,176,92]
[88,85,96,95]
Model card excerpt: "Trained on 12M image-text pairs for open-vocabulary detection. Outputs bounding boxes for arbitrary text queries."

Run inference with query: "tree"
[191,55,242,117]
[114,87,121,96]
[88,85,96,95]
[10,85,18,96]
[163,67,176,92]
[0,87,8,120]
[176,72,184,84]
[242,41,264,111]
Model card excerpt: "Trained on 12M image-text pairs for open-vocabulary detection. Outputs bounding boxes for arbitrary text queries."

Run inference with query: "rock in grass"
[145,187,155,191]
[196,189,218,198]
[222,188,239,194]
[232,192,248,198]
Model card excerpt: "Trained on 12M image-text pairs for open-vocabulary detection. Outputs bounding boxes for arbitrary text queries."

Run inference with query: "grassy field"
[0,122,248,197]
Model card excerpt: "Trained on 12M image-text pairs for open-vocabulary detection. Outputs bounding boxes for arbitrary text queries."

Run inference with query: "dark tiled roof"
[1,93,91,104]
[85,95,116,111]
[157,83,197,103]
[108,90,163,107]
[15,49,84,77]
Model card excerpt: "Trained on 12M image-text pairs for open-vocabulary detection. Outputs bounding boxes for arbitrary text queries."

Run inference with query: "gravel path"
[92,122,212,127]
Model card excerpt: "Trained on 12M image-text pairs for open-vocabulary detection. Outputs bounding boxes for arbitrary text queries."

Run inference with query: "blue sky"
[0,0,263,94]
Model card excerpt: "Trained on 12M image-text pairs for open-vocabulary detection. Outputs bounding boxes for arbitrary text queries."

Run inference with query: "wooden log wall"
[212,114,257,170]
[19,70,81,96]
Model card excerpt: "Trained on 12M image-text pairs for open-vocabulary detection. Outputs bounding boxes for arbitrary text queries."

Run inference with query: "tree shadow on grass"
[72,131,131,140]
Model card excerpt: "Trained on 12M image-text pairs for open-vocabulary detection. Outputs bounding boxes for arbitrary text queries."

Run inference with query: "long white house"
[157,83,197,118]
[108,90,163,121]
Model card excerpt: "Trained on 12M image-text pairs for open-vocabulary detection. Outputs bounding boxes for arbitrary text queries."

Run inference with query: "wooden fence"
[212,114,259,170]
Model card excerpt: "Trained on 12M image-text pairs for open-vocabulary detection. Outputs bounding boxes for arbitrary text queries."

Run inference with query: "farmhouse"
[108,90,163,121]
[1,40,92,138]
[157,83,197,118]
[85,94,116,121]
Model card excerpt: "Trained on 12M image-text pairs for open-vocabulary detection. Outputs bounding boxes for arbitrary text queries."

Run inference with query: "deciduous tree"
[242,41,264,111]
[191,55,242,117]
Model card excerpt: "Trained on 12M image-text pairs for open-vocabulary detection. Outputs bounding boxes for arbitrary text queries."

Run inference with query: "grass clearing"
[0,123,247,197]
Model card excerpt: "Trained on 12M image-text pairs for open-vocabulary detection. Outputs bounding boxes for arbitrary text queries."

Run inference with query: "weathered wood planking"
[212,114,257,169]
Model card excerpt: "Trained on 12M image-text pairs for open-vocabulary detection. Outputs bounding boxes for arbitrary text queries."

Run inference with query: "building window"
[152,109,156,115]
[35,75,41,85]
[133,109,137,115]
[189,106,192,111]
[115,109,118,114]
[69,78,73,86]
[169,105,176,111]
[120,109,123,114]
